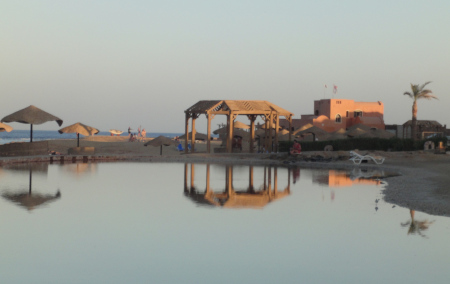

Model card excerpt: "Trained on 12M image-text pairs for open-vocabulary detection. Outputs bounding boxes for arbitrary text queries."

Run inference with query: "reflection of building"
[184,164,290,209]
[312,169,382,187]
[281,99,384,132]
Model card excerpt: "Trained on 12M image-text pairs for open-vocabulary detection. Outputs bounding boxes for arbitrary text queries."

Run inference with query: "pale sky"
[1,0,449,133]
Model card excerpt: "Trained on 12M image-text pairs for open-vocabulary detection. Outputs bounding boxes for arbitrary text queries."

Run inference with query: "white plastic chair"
[349,151,385,165]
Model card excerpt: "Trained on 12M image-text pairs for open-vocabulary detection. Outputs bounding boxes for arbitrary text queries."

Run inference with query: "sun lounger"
[177,144,184,151]
[349,151,385,165]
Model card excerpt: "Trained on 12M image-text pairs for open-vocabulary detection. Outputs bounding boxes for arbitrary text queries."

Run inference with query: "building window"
[315,110,319,116]
[346,111,349,117]
[354,110,363,117]
[335,114,342,123]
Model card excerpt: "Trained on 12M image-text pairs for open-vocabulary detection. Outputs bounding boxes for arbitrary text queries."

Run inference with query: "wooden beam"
[249,115,256,153]
[207,113,211,153]
[185,113,189,154]
[275,113,279,152]
[268,113,273,152]
[191,116,196,152]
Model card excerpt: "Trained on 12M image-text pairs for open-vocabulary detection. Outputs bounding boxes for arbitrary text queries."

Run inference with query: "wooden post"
[191,115,196,152]
[190,163,195,189]
[268,113,273,152]
[206,164,211,194]
[184,113,189,154]
[249,166,254,192]
[184,163,188,192]
[226,114,231,152]
[264,117,269,152]
[274,113,279,153]
[288,116,292,142]
[249,115,256,153]
[207,113,211,153]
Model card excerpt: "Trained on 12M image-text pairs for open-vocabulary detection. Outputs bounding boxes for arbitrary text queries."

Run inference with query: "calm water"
[0,162,448,284]
[0,130,185,144]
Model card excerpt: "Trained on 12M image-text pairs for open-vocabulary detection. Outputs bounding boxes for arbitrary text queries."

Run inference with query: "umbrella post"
[160,145,162,155]
[29,168,32,194]
[30,124,33,143]
[77,133,80,147]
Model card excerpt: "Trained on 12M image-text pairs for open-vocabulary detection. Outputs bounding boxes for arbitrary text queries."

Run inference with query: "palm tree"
[403,81,438,140]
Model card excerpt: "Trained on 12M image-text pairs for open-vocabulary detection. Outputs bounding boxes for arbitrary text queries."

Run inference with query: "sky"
[1,0,449,133]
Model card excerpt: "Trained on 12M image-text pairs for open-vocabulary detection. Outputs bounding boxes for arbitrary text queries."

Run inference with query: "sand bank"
[1,136,450,217]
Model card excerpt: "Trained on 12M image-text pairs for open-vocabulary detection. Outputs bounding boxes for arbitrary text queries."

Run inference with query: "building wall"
[281,99,385,132]
[312,99,384,132]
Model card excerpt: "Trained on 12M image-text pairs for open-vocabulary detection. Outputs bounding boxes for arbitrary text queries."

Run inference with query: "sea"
[0,130,184,145]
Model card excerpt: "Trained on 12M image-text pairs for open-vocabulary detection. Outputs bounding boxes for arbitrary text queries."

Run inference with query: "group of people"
[128,126,146,142]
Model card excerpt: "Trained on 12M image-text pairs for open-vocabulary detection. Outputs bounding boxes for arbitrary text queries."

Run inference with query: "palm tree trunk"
[412,101,418,140]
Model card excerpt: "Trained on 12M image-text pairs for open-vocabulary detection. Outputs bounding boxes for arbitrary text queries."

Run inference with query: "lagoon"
[0,162,448,283]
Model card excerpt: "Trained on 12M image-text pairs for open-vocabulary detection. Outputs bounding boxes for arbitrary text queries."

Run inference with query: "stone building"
[280,99,385,132]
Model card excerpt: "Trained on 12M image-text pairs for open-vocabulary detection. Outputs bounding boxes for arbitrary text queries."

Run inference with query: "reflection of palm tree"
[403,82,437,140]
[401,209,435,238]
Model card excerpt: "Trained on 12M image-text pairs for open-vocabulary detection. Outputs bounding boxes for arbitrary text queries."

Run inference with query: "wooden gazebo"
[184,100,293,153]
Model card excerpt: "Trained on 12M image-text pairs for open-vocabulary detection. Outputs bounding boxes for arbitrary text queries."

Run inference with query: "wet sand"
[2,135,450,217]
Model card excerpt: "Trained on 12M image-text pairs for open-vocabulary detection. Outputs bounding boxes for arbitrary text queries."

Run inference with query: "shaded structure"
[1,105,63,142]
[184,100,293,153]
[58,122,99,147]
[144,135,178,155]
[184,164,291,209]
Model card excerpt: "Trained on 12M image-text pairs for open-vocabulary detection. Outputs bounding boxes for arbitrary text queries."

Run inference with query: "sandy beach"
[1,135,450,217]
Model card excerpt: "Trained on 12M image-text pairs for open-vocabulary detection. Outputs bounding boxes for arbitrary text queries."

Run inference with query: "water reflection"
[401,209,435,238]
[311,169,383,187]
[184,164,290,209]
[1,163,61,211]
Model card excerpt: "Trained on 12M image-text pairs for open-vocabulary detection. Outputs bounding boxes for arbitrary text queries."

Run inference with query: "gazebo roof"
[185,100,293,117]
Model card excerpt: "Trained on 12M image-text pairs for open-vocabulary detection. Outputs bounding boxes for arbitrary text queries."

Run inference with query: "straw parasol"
[346,127,368,138]
[233,121,250,129]
[2,191,61,211]
[327,128,347,140]
[1,165,60,211]
[145,135,178,155]
[179,132,208,141]
[295,125,330,141]
[292,123,314,135]
[58,122,99,147]
[0,122,13,132]
[1,105,63,142]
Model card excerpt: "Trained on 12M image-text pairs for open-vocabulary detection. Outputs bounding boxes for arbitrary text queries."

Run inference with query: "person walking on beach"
[141,129,146,138]
[128,127,131,136]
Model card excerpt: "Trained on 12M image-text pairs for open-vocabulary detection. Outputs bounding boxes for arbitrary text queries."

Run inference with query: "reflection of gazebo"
[1,164,61,211]
[184,100,293,153]
[184,164,291,209]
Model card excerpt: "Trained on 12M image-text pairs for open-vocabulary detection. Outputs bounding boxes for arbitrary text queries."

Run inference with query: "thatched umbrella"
[233,121,250,129]
[144,135,178,155]
[58,122,99,147]
[179,132,208,141]
[295,125,330,141]
[1,105,63,142]
[2,191,61,211]
[292,123,314,135]
[327,128,347,140]
[1,165,60,211]
[0,122,13,132]
[346,127,368,138]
